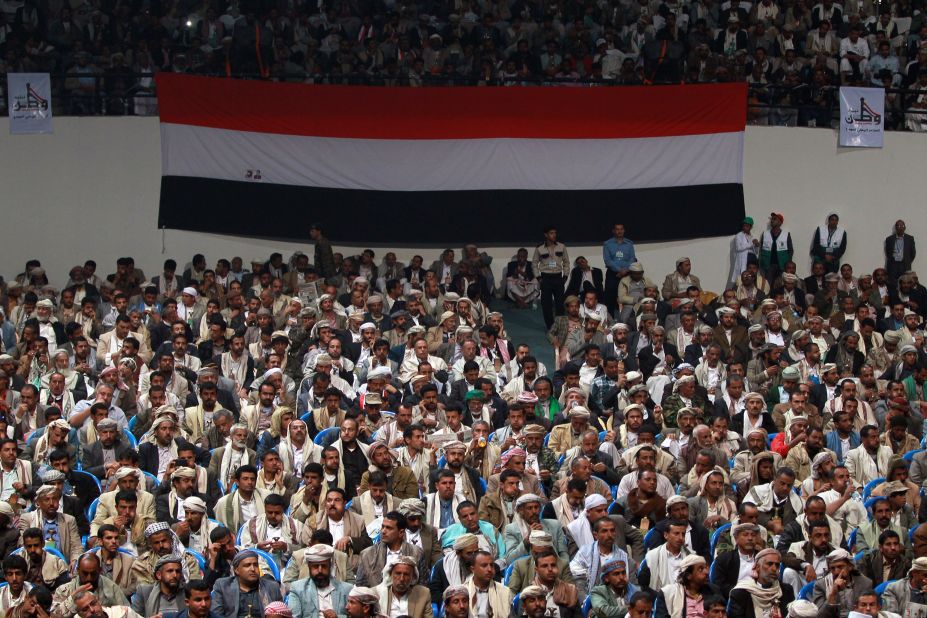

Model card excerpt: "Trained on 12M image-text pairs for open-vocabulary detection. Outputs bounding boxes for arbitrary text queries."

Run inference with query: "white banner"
[839,86,884,148]
[7,73,53,134]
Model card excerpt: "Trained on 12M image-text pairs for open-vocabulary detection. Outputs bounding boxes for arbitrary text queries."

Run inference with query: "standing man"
[731,217,758,286]
[759,213,794,284]
[534,226,570,330]
[310,224,336,280]
[885,220,916,283]
[811,213,847,274]
[603,224,636,317]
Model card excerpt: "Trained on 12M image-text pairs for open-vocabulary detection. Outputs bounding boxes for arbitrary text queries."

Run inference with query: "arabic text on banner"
[839,86,885,148]
[7,73,53,135]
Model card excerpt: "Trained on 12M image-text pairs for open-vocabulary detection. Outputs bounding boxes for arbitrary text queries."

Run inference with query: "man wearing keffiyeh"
[728,549,794,618]
[129,521,202,586]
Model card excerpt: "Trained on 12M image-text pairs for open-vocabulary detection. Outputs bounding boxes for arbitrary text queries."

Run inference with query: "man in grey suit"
[288,544,353,618]
[354,511,426,588]
[211,550,283,618]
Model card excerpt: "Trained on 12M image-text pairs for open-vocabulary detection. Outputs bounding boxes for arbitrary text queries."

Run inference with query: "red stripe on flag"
[156,74,746,140]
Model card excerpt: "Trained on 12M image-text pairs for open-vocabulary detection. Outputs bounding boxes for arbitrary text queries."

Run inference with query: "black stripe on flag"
[159,176,745,245]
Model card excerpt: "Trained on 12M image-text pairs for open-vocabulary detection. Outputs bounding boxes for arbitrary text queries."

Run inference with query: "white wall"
[0,118,921,291]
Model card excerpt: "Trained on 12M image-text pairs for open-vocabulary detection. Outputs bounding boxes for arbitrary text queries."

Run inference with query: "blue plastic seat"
[186,548,206,573]
[862,477,886,500]
[875,580,895,595]
[72,469,102,493]
[903,449,923,462]
[122,428,138,448]
[127,416,138,432]
[582,595,592,617]
[87,497,99,522]
[848,528,858,551]
[709,522,732,557]
[798,582,814,600]
[437,455,446,468]
[503,563,516,585]
[314,427,340,447]
[300,411,311,425]
[249,548,281,581]
[142,470,160,488]
[598,431,606,442]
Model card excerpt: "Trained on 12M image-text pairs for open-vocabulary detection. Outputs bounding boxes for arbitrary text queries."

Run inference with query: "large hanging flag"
[157,74,746,244]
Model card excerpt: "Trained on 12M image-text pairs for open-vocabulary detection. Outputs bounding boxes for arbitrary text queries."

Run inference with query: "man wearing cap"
[548,405,593,457]
[712,307,750,366]
[732,392,779,436]
[728,548,793,618]
[130,555,187,617]
[156,465,202,525]
[760,213,794,283]
[131,521,202,586]
[882,556,927,616]
[502,492,567,564]
[372,555,431,618]
[211,550,283,618]
[172,496,216,556]
[662,258,702,302]
[429,533,480,602]
[655,554,718,618]
[812,548,873,618]
[713,522,762,598]
[358,440,418,500]
[18,484,82,564]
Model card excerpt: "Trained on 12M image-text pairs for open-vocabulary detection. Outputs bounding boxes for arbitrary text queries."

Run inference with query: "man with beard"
[211,550,283,618]
[130,522,202,587]
[208,425,256,495]
[19,528,69,592]
[429,440,483,504]
[344,587,382,618]
[287,545,352,618]
[502,493,568,565]
[373,556,432,618]
[130,556,186,617]
[784,426,835,483]
[358,441,418,500]
[428,534,479,603]
[95,524,137,594]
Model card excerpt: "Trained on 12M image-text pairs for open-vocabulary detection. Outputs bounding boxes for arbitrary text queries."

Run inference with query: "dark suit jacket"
[712,549,747,598]
[565,266,605,299]
[713,28,748,53]
[645,518,711,560]
[728,583,794,618]
[637,343,680,381]
[448,378,476,403]
[683,343,707,367]
[857,549,910,586]
[81,438,127,480]
[138,438,187,476]
[730,410,778,436]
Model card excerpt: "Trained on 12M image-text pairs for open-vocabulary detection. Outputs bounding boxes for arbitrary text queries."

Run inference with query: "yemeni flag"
[157,74,746,244]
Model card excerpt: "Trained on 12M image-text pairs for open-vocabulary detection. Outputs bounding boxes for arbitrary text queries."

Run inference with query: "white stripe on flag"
[161,123,744,191]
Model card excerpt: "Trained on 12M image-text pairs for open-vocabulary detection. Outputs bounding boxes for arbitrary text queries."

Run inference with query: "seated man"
[502,493,568,566]
[428,534,479,604]
[570,516,634,599]
[728,549,794,618]
[744,466,803,537]
[95,524,138,595]
[372,556,432,618]
[51,553,130,617]
[440,500,505,563]
[856,530,909,587]
[129,522,202,587]
[238,493,300,570]
[18,484,82,565]
[523,551,583,616]
[508,530,575,594]
[639,520,693,591]
[19,527,69,591]
[654,555,718,618]
[355,511,426,588]
[810,549,873,618]
[781,519,836,598]
[589,559,640,618]
[882,557,927,616]
[348,470,398,538]
[711,523,761,598]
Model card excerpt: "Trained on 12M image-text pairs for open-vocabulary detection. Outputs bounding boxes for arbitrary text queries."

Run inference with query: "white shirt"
[406,529,422,550]
[329,518,345,545]
[390,592,410,616]
[240,496,256,522]
[738,551,755,581]
[317,584,334,611]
